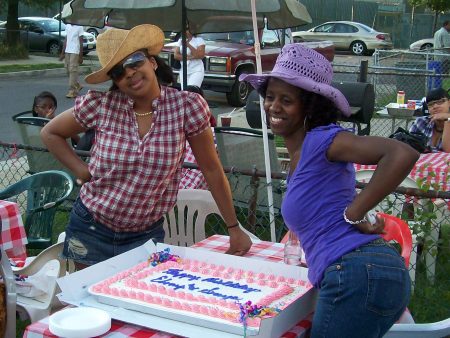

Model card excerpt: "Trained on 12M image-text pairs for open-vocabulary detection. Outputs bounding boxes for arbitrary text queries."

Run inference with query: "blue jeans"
[311,238,411,338]
[63,198,165,266]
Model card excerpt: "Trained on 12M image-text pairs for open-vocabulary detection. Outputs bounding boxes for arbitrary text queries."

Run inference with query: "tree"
[424,0,450,32]
[408,0,426,44]
[2,0,60,46]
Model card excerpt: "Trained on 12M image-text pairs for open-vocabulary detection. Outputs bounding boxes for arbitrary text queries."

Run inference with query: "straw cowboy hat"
[240,43,351,116]
[85,24,164,84]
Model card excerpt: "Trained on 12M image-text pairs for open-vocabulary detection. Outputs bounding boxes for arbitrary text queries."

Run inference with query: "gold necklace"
[134,111,153,117]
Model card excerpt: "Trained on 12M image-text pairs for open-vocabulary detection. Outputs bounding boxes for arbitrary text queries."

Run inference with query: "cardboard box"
[57,241,317,338]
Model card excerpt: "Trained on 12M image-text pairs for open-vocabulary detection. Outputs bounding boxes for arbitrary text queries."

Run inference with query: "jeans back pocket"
[366,263,410,316]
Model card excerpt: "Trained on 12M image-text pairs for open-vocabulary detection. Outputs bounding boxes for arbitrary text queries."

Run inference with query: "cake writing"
[150,268,262,301]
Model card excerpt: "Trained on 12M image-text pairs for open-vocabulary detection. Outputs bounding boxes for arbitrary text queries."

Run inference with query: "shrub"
[0,43,28,60]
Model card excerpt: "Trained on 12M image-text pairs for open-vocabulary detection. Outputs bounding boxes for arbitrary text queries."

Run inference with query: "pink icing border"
[91,259,302,327]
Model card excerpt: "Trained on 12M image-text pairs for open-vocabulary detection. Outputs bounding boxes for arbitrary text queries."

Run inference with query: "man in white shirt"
[59,24,84,98]
[433,20,450,74]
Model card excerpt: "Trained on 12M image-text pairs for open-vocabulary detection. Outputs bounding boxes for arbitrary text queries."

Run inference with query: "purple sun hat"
[239,43,351,117]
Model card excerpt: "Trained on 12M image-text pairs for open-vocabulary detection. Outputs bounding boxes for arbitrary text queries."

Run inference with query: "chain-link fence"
[0,141,449,323]
[333,48,450,138]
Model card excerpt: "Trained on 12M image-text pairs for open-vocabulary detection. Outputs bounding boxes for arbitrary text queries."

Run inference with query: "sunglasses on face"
[108,51,148,81]
[427,98,448,108]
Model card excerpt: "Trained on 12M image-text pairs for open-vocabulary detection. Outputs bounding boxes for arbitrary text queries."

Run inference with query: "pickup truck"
[159,28,335,107]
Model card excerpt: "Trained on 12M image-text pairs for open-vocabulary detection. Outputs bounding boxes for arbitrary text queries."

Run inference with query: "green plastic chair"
[0,170,74,250]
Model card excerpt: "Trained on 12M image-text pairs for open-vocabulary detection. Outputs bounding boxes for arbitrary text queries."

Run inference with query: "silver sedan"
[292,21,393,56]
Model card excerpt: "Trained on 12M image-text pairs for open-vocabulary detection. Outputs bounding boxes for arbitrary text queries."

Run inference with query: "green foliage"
[0,63,63,73]
[424,0,450,13]
[0,42,28,59]
[408,0,426,7]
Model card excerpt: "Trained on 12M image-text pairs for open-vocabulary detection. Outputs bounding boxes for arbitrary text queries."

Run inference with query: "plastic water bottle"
[283,231,302,266]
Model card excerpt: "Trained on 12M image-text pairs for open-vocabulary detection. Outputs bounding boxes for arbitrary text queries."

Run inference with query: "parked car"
[292,21,393,56]
[409,38,433,51]
[0,17,96,56]
[160,28,335,106]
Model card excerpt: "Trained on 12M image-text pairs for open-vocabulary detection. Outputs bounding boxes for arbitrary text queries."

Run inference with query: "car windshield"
[199,31,254,44]
[38,19,65,32]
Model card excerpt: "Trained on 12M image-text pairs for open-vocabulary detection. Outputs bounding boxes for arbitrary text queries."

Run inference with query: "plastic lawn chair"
[164,189,259,247]
[0,170,74,250]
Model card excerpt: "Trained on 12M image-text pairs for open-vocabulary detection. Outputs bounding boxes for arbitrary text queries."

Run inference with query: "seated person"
[409,87,450,152]
[32,91,57,119]
[31,91,94,151]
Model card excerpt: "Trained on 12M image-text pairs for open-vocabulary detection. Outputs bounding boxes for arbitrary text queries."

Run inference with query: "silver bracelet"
[343,207,367,225]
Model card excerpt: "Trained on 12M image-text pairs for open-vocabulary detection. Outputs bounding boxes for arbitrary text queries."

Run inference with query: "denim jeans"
[311,238,411,338]
[62,198,165,265]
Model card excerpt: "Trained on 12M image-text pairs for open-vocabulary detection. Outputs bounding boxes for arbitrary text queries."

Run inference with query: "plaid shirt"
[409,116,442,151]
[179,128,216,190]
[73,86,210,232]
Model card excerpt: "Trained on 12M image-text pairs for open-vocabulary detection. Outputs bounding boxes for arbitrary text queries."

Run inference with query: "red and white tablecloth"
[24,235,313,338]
[0,199,27,262]
[354,152,450,193]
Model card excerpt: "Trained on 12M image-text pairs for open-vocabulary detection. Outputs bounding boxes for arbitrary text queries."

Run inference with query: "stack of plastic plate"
[49,307,111,338]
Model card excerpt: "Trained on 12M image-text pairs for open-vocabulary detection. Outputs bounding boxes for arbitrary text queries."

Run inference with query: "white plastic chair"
[0,246,16,338]
[163,189,259,247]
[12,241,66,322]
[384,317,450,338]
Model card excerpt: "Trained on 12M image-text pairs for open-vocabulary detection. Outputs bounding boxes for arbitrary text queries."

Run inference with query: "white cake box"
[57,240,317,338]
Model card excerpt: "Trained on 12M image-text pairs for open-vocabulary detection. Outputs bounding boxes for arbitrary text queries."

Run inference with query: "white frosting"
[88,258,310,327]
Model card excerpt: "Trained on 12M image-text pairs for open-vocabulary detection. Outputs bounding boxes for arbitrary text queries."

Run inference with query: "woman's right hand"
[75,165,91,186]
[226,227,252,256]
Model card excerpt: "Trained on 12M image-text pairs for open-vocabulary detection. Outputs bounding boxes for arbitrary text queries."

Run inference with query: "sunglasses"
[108,51,148,81]
[427,98,448,108]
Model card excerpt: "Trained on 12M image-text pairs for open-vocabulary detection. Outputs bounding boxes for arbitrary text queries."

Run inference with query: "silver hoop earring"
[303,116,308,131]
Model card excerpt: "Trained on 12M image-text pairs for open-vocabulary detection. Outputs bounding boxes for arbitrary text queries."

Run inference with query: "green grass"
[408,223,450,323]
[0,63,63,73]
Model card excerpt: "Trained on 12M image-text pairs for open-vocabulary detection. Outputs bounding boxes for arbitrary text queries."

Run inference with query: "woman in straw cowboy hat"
[240,44,419,337]
[41,24,252,269]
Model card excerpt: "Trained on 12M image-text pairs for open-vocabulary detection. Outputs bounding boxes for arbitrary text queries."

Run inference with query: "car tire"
[87,28,99,38]
[48,41,61,56]
[350,41,367,56]
[226,73,251,107]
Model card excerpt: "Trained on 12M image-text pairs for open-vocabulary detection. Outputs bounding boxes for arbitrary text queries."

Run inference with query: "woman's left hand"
[353,214,385,235]
[430,112,450,122]
[226,227,252,256]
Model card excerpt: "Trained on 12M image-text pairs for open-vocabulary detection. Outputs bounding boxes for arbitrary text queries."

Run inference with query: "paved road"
[0,50,367,144]
[0,72,234,144]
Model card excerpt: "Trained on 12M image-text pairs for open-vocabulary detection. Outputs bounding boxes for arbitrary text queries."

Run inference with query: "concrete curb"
[0,65,94,80]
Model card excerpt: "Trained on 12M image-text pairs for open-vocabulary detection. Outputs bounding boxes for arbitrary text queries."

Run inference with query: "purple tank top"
[281,124,379,288]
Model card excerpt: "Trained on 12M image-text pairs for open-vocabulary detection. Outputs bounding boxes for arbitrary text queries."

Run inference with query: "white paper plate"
[49,307,111,338]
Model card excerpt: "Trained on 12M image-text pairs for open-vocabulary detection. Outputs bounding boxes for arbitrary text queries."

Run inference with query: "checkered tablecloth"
[24,235,313,338]
[354,152,450,193]
[0,200,27,261]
